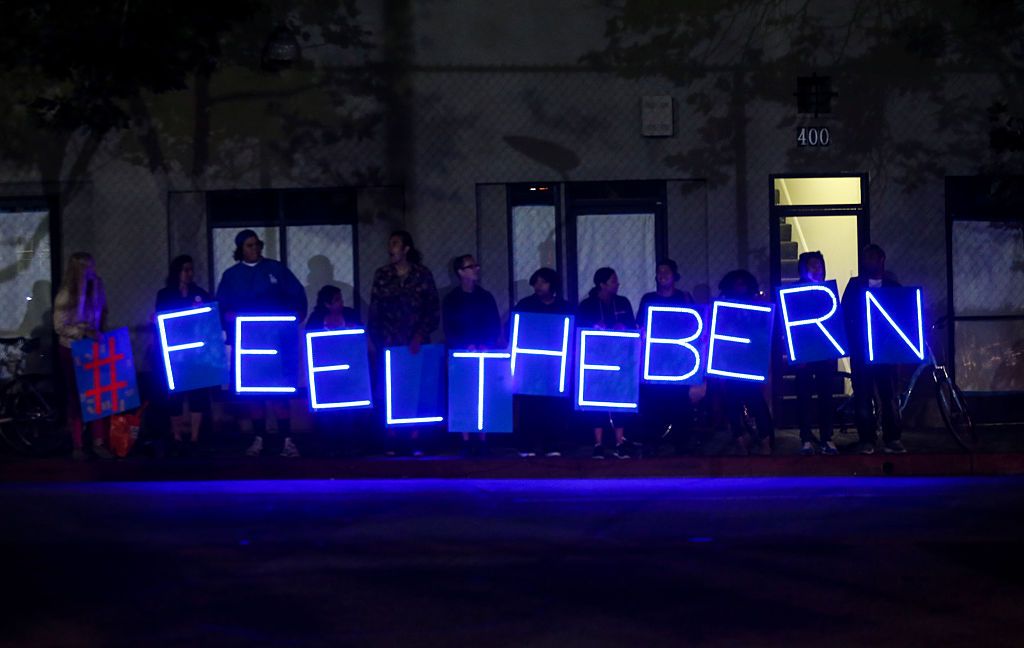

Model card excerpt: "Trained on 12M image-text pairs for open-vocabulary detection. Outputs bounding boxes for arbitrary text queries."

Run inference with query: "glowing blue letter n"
[156,303,228,392]
[865,287,925,364]
[778,280,849,364]
[575,329,641,411]
[706,300,774,382]
[510,312,573,397]
[384,344,446,426]
[234,316,299,394]
[305,329,372,411]
[643,306,706,384]
[448,352,513,433]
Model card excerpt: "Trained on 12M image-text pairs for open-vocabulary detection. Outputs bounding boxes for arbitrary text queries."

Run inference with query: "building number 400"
[796,127,831,147]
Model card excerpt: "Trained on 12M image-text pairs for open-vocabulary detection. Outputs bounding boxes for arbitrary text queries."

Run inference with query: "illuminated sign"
[706,300,774,382]
[642,305,706,384]
[575,329,641,411]
[384,344,446,426]
[865,287,925,364]
[448,351,514,433]
[155,303,228,392]
[234,316,299,394]
[510,312,573,397]
[777,281,848,364]
[305,329,372,411]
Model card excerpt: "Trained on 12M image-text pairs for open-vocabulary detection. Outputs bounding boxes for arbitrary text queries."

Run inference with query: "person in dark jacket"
[792,251,839,456]
[577,267,636,459]
[512,267,573,458]
[306,285,361,331]
[216,229,308,459]
[637,259,696,455]
[841,244,906,455]
[155,255,212,454]
[443,254,502,455]
[716,269,775,455]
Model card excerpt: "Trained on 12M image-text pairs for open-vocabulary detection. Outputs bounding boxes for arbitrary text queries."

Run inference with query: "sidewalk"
[2,425,1022,482]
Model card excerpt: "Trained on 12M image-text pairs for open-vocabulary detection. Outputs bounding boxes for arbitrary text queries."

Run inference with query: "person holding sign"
[216,230,308,458]
[637,259,696,455]
[716,269,775,455]
[369,231,440,456]
[841,244,905,455]
[53,252,111,460]
[513,267,573,457]
[154,255,212,455]
[577,267,637,459]
[792,252,839,456]
[443,254,501,456]
[306,285,368,456]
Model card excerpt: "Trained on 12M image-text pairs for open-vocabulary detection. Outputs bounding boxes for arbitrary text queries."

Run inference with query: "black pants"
[851,362,901,443]
[517,394,569,454]
[721,381,774,443]
[640,383,692,451]
[795,360,835,444]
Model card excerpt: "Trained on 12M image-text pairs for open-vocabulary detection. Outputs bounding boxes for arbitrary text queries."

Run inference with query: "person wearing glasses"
[442,254,501,456]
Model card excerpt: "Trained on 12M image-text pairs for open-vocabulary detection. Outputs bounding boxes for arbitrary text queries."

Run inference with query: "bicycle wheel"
[933,370,976,452]
[0,381,64,456]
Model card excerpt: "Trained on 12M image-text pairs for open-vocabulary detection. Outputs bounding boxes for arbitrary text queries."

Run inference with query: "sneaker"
[612,444,631,459]
[800,441,815,456]
[883,440,908,455]
[280,437,300,458]
[71,447,87,461]
[411,449,425,458]
[245,436,264,457]
[545,451,562,458]
[384,449,397,457]
[592,444,605,459]
[518,450,536,458]
[821,441,839,456]
[92,443,114,460]
[858,442,876,455]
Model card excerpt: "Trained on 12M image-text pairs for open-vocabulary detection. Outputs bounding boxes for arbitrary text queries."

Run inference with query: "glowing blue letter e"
[865,287,925,364]
[305,329,372,410]
[575,329,640,411]
[707,300,774,382]
[235,315,298,394]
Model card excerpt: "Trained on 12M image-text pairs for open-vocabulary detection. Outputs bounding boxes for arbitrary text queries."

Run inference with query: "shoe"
[858,442,876,455]
[92,443,114,460]
[384,449,397,457]
[411,449,425,458]
[592,444,604,459]
[612,444,631,459]
[71,447,87,461]
[800,441,815,456]
[518,451,536,458]
[821,441,839,456]
[883,440,907,454]
[245,436,264,457]
[545,451,562,457]
[280,437,300,458]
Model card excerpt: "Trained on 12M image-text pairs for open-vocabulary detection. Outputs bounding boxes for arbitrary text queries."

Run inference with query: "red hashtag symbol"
[83,336,128,415]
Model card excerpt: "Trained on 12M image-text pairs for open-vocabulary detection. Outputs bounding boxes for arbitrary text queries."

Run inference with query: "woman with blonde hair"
[53,252,112,460]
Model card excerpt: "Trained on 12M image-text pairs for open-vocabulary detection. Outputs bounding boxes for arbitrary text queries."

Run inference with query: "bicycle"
[897,319,976,452]
[0,337,64,456]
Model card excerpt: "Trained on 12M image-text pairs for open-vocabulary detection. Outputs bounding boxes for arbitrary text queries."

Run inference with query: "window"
[205,189,359,315]
[508,184,560,306]
[0,199,54,340]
